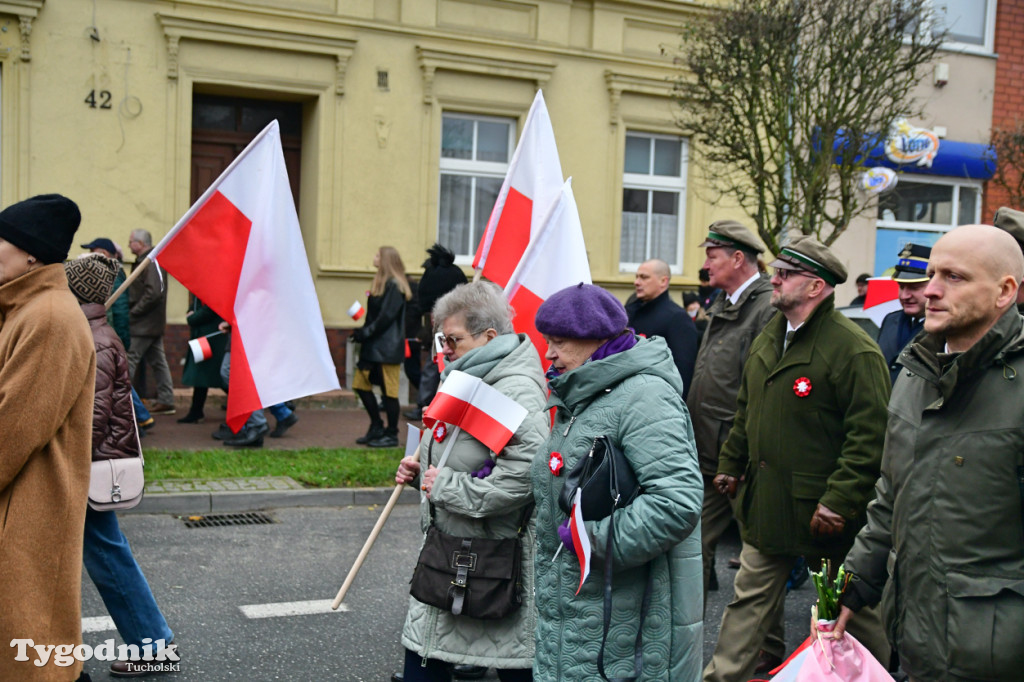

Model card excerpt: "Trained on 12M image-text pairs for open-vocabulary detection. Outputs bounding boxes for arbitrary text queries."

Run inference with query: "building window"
[876,177,980,230]
[438,113,515,260]
[620,132,688,272]
[913,0,996,54]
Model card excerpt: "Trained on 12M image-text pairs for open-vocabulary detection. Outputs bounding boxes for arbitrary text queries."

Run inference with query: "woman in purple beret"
[529,283,703,681]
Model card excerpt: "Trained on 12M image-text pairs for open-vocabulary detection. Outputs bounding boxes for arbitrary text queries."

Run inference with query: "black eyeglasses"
[773,268,817,281]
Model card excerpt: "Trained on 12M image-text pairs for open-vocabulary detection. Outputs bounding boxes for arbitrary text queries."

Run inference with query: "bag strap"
[596,491,652,682]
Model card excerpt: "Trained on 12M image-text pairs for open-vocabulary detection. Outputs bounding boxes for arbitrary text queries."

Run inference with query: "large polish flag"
[422,370,527,454]
[503,178,592,356]
[149,120,340,431]
[472,90,563,287]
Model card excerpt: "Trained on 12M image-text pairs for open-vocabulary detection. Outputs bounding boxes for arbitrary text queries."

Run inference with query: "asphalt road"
[79,505,817,681]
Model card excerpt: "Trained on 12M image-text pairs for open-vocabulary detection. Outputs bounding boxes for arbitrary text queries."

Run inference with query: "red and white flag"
[422,370,527,454]
[149,120,340,431]
[862,277,901,327]
[569,488,591,595]
[504,178,592,356]
[473,90,563,287]
[187,331,222,363]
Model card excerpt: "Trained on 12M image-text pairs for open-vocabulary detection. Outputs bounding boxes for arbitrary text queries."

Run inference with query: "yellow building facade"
[0,0,724,340]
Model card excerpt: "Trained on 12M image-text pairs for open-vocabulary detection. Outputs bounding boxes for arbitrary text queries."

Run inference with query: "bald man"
[832,225,1024,682]
[626,259,699,395]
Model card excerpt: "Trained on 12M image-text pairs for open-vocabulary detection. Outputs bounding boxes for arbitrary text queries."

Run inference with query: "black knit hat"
[0,194,81,264]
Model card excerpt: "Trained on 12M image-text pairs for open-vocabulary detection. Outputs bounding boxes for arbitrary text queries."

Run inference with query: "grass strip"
[144,447,403,489]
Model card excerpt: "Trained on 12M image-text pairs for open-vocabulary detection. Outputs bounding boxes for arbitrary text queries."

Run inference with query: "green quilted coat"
[531,337,703,681]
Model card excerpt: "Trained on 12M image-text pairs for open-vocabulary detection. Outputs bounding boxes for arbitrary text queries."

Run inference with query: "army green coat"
[718,295,890,557]
[687,275,776,475]
[843,308,1024,682]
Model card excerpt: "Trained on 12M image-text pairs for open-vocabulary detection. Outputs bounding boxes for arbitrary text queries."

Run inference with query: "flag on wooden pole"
[149,120,339,431]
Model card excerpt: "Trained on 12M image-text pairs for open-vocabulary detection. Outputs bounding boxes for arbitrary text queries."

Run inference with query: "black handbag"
[407,435,532,620]
[557,435,651,682]
[409,504,532,620]
[558,435,641,519]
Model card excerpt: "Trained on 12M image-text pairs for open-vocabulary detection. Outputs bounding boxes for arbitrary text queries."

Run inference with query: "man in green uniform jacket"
[704,235,891,682]
[832,224,1024,682]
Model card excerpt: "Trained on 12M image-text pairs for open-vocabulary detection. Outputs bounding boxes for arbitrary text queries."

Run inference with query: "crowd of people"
[0,190,1021,682]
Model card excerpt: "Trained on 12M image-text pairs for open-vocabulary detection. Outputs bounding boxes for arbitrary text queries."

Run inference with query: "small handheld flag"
[347,301,365,320]
[422,370,527,455]
[569,488,591,594]
[187,331,224,363]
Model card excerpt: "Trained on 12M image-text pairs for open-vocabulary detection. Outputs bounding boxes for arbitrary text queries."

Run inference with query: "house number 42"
[84,90,112,110]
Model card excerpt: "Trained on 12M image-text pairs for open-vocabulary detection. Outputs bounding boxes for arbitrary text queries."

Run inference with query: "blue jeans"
[220,350,291,428]
[131,387,151,422]
[82,507,173,647]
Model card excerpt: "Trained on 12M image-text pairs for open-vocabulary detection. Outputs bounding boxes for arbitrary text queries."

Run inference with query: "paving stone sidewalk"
[145,476,307,494]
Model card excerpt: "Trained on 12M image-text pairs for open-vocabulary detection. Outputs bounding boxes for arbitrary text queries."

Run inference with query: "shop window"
[876,177,980,230]
[438,113,515,260]
[620,132,688,272]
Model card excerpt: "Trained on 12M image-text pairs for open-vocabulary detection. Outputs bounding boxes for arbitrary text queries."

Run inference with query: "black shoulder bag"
[408,436,532,620]
[557,435,652,682]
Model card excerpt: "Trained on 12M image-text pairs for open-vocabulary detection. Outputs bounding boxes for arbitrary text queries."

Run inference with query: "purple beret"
[535,283,628,340]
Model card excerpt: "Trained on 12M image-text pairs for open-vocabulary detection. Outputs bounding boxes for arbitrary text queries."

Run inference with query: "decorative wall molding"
[157,13,355,95]
[0,0,43,61]
[605,69,674,125]
[416,46,555,105]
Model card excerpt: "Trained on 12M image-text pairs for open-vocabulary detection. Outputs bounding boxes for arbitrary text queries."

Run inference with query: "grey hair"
[432,281,514,335]
[130,229,152,247]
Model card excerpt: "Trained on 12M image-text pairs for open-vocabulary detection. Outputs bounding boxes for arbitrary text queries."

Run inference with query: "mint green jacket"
[401,333,549,669]
[531,337,703,681]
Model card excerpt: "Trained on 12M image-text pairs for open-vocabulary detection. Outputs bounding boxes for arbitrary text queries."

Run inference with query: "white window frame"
[875,174,982,232]
[619,131,688,274]
[912,0,998,56]
[437,112,516,265]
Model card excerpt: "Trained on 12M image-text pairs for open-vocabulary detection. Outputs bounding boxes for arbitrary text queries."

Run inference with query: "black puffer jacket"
[355,279,406,365]
[418,244,467,319]
[82,302,140,462]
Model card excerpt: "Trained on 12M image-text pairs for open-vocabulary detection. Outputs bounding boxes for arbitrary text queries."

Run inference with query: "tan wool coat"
[0,265,97,682]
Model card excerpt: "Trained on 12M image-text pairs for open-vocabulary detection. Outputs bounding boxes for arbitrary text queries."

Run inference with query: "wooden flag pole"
[331,483,405,610]
[104,257,150,311]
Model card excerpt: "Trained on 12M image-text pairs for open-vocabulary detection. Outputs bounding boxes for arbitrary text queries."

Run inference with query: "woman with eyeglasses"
[392,281,549,682]
[351,246,412,448]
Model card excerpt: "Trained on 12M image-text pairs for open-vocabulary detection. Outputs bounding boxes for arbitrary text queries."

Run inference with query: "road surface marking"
[82,616,117,633]
[239,599,349,619]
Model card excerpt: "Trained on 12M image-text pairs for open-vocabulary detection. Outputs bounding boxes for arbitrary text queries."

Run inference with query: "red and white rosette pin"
[433,423,447,443]
[549,452,564,476]
[793,377,812,397]
[347,300,365,320]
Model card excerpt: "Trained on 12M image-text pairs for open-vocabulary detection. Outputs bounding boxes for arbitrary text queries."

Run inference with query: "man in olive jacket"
[687,221,775,595]
[704,236,891,682]
[832,224,1024,682]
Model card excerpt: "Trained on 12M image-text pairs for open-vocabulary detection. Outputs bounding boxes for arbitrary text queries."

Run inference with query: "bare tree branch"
[672,0,943,253]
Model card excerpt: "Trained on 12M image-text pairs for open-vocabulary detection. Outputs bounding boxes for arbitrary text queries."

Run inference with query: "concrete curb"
[124,485,418,515]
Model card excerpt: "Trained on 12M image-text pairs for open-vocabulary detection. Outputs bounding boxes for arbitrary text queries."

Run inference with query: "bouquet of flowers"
[810,559,848,621]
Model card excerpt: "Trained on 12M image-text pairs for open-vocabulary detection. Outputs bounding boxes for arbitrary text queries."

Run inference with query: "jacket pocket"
[792,472,828,538]
[945,571,1024,680]
[880,549,899,646]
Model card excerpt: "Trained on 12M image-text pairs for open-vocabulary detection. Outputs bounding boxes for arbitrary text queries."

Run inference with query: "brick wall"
[985,0,1024,220]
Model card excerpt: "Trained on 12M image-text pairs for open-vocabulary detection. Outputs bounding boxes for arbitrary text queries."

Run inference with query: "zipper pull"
[562,415,577,437]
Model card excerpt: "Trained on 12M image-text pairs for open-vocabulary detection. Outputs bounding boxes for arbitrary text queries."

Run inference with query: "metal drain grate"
[182,512,277,528]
